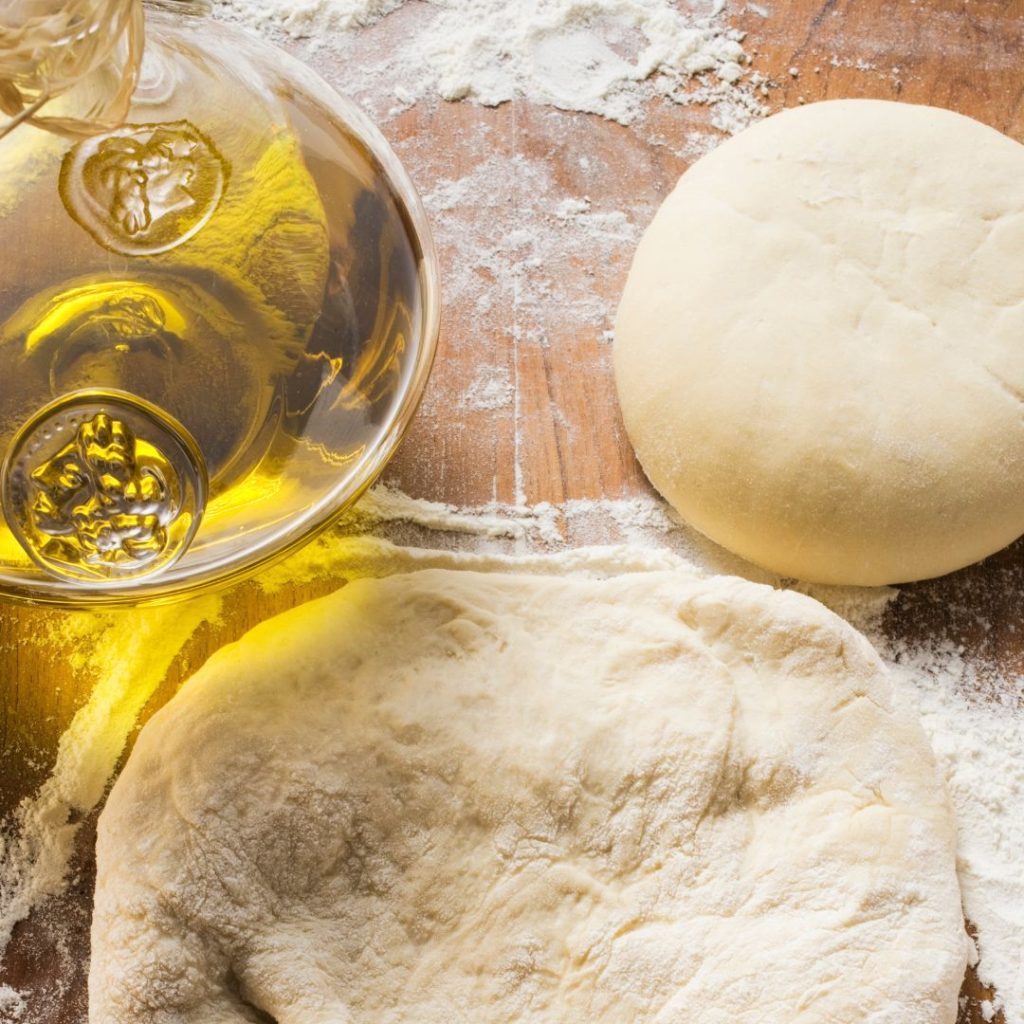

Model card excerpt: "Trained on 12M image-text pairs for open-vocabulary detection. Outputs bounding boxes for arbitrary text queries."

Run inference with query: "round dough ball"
[615,99,1024,586]
[91,567,968,1023]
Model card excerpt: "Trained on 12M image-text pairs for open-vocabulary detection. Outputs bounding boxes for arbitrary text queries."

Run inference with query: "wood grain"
[2,0,1023,1019]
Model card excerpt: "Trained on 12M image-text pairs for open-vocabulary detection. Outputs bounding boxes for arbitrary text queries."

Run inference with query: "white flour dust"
[419,153,644,346]
[460,365,514,413]
[0,986,26,1020]
[887,643,1024,1023]
[215,0,403,33]
[213,0,766,129]
[409,149,648,496]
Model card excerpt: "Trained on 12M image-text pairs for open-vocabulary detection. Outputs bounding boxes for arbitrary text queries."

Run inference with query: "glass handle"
[0,0,144,140]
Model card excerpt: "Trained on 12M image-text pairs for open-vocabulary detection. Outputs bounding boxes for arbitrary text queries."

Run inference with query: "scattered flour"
[213,0,765,129]
[554,197,638,242]
[830,53,878,71]
[417,152,644,351]
[398,0,749,125]
[0,986,26,1021]
[459,365,514,413]
[887,642,1024,1023]
[214,0,399,33]
[357,485,562,545]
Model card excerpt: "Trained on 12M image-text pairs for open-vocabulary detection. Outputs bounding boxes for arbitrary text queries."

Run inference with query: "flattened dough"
[615,99,1024,585]
[91,568,968,1022]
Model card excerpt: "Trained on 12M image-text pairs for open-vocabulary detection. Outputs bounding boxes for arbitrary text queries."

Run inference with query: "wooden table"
[2,0,1022,1018]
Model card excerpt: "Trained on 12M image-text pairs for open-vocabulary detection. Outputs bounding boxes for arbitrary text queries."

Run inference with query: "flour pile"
[213,0,764,128]
[217,0,403,33]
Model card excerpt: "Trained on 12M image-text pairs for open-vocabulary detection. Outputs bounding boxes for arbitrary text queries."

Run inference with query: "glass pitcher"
[0,0,439,604]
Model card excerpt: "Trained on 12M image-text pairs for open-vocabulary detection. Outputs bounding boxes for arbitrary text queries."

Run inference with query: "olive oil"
[0,5,429,595]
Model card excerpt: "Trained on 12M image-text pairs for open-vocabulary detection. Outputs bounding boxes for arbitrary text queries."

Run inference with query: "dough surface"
[615,99,1024,585]
[91,568,968,1022]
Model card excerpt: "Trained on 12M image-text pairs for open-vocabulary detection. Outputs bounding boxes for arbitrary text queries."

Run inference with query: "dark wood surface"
[2,0,1023,1018]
